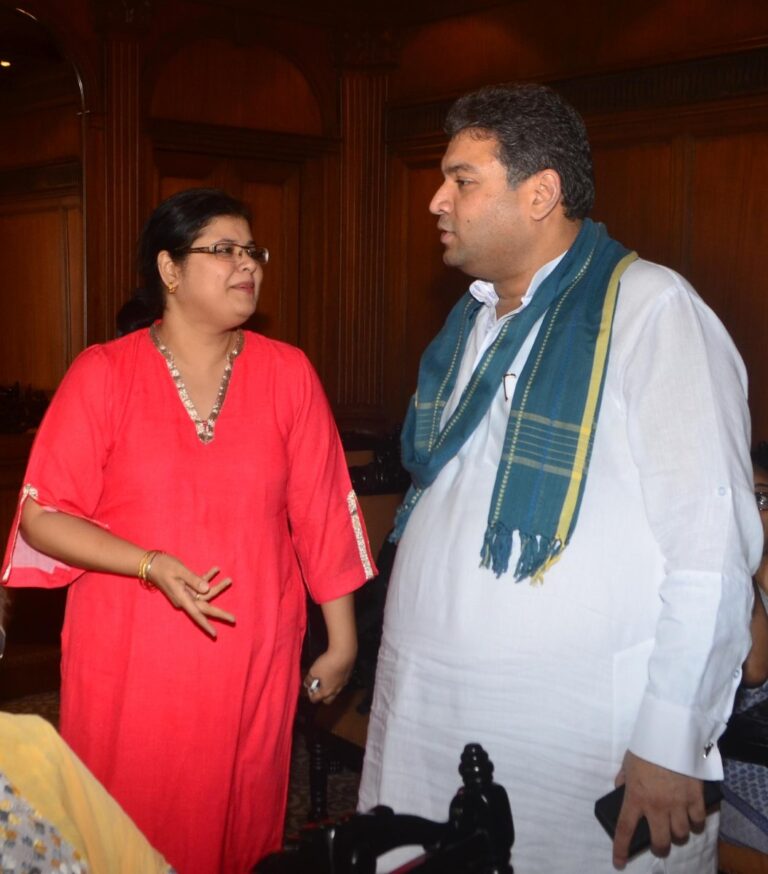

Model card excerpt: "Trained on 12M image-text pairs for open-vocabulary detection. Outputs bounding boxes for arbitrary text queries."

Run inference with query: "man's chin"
[442,251,478,278]
[442,248,463,268]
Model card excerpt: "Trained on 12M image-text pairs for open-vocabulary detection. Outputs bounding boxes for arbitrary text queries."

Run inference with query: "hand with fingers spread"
[144,556,236,638]
[612,751,705,869]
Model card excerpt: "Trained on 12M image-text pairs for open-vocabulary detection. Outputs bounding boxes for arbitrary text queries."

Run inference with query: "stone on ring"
[305,677,321,694]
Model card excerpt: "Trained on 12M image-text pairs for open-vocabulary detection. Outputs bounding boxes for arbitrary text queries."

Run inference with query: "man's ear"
[529,170,563,221]
[157,250,180,290]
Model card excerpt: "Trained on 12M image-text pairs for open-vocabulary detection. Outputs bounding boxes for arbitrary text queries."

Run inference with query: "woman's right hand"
[147,555,236,638]
[19,500,236,638]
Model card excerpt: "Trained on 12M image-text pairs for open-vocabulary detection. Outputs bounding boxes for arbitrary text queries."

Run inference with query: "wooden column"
[88,0,149,342]
[335,31,398,430]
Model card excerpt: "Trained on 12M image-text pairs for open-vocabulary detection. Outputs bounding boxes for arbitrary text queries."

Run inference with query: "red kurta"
[2,328,375,874]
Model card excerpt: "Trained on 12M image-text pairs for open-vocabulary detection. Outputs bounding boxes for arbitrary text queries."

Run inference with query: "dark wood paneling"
[103,34,142,341]
[388,45,768,147]
[687,131,768,440]
[0,106,81,171]
[591,140,683,270]
[384,151,469,422]
[149,36,323,136]
[335,69,389,428]
[0,161,81,196]
[240,167,301,344]
[0,194,83,390]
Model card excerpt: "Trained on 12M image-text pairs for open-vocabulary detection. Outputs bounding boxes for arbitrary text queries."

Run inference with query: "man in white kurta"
[358,84,763,873]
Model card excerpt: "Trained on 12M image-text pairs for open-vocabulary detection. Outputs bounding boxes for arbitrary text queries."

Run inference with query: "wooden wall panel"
[102,35,142,342]
[155,151,221,195]
[240,169,300,344]
[0,106,81,171]
[687,131,768,440]
[335,69,389,428]
[384,153,470,421]
[388,1,768,104]
[0,196,82,390]
[149,37,322,135]
[591,140,683,270]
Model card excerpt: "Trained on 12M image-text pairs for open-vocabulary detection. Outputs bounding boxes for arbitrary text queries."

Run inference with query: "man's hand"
[612,751,705,869]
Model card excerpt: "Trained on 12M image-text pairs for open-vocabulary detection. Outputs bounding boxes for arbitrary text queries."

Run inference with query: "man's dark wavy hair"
[444,83,594,220]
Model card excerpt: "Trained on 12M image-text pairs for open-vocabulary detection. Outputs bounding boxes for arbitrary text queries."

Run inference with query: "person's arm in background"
[743,580,768,686]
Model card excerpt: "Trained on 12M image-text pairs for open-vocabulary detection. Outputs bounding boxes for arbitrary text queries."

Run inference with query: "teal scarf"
[392,219,637,581]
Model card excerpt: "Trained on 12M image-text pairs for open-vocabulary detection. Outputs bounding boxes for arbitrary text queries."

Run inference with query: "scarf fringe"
[480,524,563,581]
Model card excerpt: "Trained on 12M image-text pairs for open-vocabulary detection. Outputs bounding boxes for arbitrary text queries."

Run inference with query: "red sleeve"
[284,352,377,603]
[2,346,113,588]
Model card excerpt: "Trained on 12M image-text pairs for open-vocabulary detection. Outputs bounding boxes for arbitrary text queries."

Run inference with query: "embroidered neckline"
[150,324,243,444]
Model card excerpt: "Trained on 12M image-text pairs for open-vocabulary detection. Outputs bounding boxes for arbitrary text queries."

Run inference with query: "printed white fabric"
[358,258,763,873]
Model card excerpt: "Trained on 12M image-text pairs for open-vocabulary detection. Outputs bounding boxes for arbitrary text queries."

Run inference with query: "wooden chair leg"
[308,734,329,822]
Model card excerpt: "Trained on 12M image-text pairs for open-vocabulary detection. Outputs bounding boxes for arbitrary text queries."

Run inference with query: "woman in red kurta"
[1,188,375,874]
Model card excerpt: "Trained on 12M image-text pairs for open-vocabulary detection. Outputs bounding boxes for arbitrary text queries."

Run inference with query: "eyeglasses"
[181,243,269,265]
[756,490,768,511]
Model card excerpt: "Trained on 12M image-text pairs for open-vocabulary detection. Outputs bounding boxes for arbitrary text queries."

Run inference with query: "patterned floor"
[1,690,361,843]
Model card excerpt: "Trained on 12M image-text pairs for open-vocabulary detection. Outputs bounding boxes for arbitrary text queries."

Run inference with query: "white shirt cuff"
[628,692,727,780]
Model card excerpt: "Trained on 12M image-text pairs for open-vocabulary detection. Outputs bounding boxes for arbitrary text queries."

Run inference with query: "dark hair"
[752,442,768,473]
[444,83,594,220]
[117,188,252,336]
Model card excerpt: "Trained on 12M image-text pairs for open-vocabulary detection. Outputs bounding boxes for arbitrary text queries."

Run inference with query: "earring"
[167,283,177,294]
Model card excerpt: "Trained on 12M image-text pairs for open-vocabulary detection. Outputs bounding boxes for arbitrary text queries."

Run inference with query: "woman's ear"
[529,169,563,222]
[157,250,180,292]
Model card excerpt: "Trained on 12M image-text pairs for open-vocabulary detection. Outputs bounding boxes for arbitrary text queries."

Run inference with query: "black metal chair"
[256,743,515,874]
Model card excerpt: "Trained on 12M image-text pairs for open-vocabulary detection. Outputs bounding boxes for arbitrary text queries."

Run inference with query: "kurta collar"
[468,250,568,325]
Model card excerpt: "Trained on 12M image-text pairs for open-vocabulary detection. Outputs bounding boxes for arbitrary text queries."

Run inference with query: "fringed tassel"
[481,525,564,581]
[480,523,513,578]
[514,532,562,584]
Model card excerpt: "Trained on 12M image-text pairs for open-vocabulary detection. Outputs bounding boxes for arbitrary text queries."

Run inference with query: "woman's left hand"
[304,643,357,705]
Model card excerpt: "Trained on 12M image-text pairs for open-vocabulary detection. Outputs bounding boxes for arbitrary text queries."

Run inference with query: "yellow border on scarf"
[536,251,639,580]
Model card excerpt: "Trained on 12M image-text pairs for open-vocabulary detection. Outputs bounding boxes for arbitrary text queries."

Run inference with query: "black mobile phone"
[594,780,722,858]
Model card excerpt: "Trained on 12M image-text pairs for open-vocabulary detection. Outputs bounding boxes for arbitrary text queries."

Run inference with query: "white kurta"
[359,257,764,873]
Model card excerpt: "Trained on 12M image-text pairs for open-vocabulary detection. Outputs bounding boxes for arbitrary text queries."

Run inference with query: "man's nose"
[429,181,451,215]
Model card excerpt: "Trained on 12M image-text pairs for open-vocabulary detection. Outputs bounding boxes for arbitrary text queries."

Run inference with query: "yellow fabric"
[0,712,172,873]
[540,249,639,581]
[553,250,637,549]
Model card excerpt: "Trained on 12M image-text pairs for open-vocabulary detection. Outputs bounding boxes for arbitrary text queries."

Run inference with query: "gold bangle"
[138,549,162,590]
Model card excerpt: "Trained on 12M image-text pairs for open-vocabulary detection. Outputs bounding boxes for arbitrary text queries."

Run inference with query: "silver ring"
[194,592,201,601]
[305,677,321,694]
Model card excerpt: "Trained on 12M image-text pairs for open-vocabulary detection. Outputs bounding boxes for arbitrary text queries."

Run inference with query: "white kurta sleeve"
[620,263,763,779]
